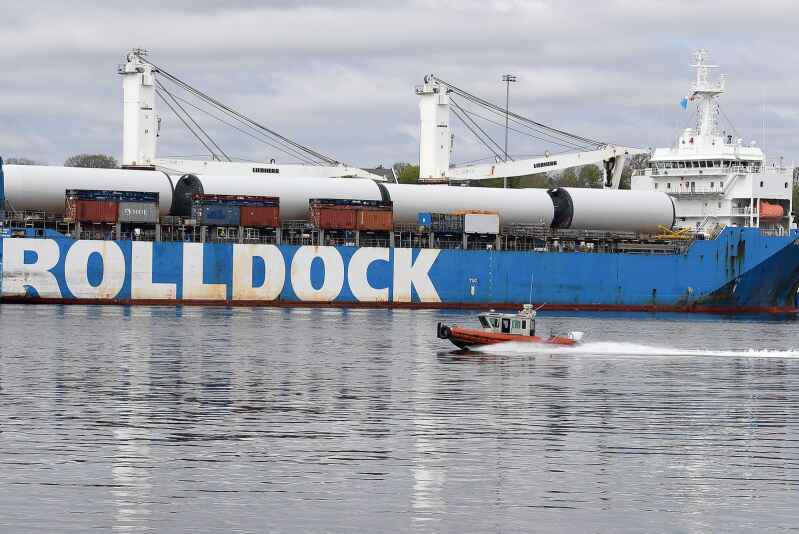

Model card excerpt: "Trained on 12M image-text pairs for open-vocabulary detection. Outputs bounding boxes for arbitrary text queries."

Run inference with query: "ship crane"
[118,49,386,181]
[417,75,646,188]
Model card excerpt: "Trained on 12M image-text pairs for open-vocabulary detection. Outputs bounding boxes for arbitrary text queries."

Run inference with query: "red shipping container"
[240,206,280,228]
[69,199,118,223]
[356,209,393,231]
[312,207,357,230]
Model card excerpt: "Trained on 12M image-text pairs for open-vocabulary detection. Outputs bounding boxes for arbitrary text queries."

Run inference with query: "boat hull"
[437,323,576,349]
[1,227,798,313]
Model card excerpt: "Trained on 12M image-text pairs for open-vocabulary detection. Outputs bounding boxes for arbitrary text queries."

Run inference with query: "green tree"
[556,168,580,187]
[395,163,420,184]
[619,153,650,189]
[577,164,603,188]
[64,154,118,168]
[5,157,38,165]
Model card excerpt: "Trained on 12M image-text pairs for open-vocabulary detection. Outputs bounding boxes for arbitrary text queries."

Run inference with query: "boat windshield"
[478,316,491,328]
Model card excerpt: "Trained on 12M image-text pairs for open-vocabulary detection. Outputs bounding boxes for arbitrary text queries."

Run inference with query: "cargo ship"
[0,49,797,313]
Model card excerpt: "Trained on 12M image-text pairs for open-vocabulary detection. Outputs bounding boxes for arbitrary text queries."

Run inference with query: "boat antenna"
[528,272,534,304]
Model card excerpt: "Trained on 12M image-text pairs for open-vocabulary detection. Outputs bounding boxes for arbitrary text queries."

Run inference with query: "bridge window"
[760,181,764,187]
[714,161,721,167]
[700,161,707,168]
[654,183,658,189]
[512,320,521,330]
[786,182,789,189]
[710,182,714,188]
[667,183,671,189]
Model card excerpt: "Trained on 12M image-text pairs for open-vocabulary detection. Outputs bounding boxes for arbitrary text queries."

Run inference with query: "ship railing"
[0,210,707,255]
[730,207,752,216]
[668,186,725,196]
[759,227,789,237]
[638,164,765,177]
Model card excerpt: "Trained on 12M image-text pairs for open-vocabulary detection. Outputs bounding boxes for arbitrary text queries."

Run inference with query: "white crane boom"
[447,145,645,188]
[417,75,646,189]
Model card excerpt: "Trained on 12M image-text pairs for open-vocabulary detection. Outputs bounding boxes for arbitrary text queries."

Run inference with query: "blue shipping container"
[193,205,241,226]
[66,189,159,203]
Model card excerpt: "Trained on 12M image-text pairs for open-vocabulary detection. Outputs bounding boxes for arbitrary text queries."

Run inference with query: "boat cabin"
[477,305,537,337]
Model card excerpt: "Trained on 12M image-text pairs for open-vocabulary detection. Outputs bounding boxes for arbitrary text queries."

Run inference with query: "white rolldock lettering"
[291,246,344,301]
[232,244,285,301]
[64,240,125,299]
[182,243,227,300]
[2,238,62,298]
[392,249,441,303]
[131,242,177,300]
[348,248,389,302]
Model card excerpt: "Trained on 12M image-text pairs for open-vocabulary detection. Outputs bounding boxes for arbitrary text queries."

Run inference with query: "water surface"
[0,305,798,532]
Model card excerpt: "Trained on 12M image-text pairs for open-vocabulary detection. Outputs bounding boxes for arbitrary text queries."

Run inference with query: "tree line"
[4,154,118,168]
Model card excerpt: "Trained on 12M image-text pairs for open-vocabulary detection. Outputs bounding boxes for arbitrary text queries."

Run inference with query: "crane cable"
[431,75,606,151]
[140,57,339,165]
[155,80,232,162]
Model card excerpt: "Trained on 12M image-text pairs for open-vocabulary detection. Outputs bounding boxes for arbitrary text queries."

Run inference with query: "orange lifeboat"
[759,200,784,220]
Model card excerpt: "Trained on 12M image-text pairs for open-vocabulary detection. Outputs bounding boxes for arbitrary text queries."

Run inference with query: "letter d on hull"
[232,244,285,301]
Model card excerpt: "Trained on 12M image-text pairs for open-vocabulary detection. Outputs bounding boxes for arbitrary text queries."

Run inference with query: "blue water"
[0,305,798,533]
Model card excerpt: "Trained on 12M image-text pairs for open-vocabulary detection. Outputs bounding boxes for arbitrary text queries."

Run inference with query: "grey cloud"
[1,1,797,166]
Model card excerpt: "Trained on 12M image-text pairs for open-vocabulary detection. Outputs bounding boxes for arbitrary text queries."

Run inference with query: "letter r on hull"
[1,238,61,298]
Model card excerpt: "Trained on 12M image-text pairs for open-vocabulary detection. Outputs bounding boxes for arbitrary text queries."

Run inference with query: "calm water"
[1,305,798,533]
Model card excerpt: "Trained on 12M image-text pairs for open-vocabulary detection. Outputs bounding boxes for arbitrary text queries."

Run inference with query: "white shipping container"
[464,213,500,234]
[118,202,159,223]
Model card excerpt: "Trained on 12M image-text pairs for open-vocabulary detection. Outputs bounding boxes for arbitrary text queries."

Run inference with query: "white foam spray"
[471,341,799,359]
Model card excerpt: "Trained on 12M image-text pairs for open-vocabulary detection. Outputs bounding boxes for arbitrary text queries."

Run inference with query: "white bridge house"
[632,50,792,233]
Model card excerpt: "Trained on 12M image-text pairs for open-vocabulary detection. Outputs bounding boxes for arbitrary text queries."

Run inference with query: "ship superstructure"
[632,50,792,234]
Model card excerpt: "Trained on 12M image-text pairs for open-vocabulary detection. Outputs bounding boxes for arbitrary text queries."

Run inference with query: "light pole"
[501,74,517,187]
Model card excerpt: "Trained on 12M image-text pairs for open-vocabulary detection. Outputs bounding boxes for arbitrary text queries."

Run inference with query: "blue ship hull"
[1,227,798,313]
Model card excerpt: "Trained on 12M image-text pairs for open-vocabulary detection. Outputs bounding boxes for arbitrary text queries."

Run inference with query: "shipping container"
[310,198,390,209]
[357,209,393,231]
[240,206,280,228]
[192,204,241,226]
[66,189,159,203]
[464,213,500,234]
[193,193,278,207]
[431,213,464,234]
[118,202,159,223]
[66,199,118,223]
[311,206,357,230]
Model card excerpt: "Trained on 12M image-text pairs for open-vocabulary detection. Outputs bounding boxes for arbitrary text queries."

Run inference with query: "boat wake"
[471,341,799,359]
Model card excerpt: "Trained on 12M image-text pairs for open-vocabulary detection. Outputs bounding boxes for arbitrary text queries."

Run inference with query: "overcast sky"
[3,0,798,168]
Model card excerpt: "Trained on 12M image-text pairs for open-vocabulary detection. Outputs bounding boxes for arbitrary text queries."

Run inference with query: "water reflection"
[0,305,797,532]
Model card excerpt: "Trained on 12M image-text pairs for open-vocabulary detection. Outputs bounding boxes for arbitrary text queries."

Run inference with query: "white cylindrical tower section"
[550,187,675,233]
[120,50,158,167]
[417,77,451,183]
[175,175,554,225]
[384,183,553,225]
[2,165,174,215]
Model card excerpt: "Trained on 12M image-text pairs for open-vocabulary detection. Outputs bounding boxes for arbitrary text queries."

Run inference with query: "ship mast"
[690,49,726,141]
